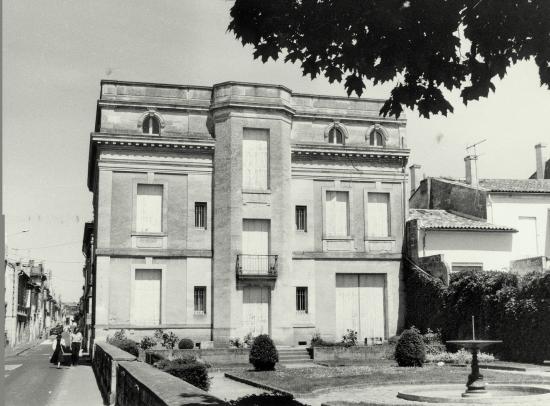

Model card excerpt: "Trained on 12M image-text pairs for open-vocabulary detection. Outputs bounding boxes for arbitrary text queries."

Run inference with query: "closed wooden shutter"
[242,129,269,190]
[136,184,163,232]
[326,191,349,236]
[367,193,390,237]
[243,286,270,336]
[133,269,161,325]
[517,216,538,258]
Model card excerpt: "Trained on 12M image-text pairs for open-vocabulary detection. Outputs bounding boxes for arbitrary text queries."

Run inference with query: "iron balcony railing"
[236,254,278,278]
[17,304,29,317]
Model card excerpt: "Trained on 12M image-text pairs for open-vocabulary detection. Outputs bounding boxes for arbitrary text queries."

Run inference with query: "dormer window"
[328,127,344,145]
[369,130,384,147]
[142,115,160,135]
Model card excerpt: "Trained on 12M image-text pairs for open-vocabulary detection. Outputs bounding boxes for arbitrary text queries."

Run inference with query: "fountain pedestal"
[446,340,502,399]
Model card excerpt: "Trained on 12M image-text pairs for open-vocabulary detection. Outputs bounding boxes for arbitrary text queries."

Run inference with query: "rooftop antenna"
[466,139,487,181]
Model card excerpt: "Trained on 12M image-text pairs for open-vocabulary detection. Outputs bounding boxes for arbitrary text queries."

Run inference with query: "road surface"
[4,339,104,406]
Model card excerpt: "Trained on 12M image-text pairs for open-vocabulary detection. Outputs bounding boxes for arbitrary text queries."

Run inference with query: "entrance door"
[335,274,386,343]
[242,286,270,336]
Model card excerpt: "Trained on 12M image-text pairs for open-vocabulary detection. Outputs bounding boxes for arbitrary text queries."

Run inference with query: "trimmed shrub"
[178,338,195,349]
[108,338,139,357]
[157,358,210,391]
[249,334,279,371]
[395,327,426,367]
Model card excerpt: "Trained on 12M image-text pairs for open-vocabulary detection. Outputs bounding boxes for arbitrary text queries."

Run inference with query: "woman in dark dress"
[50,333,64,369]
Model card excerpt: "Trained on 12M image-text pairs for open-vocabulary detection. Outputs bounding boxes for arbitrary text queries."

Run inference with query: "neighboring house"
[86,80,410,346]
[80,221,94,351]
[4,260,59,347]
[408,144,550,276]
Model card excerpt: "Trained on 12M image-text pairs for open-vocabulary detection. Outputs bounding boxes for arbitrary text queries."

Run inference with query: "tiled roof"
[409,209,517,232]
[478,179,550,193]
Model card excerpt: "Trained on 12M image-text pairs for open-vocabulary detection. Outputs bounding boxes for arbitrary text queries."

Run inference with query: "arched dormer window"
[138,109,165,136]
[369,130,384,147]
[142,115,160,135]
[324,121,348,145]
[366,124,388,147]
[328,127,344,145]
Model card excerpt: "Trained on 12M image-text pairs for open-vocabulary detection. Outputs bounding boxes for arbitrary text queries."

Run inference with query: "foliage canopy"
[228,0,550,118]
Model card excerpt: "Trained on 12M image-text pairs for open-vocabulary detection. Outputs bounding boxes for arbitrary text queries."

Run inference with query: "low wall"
[93,342,137,405]
[313,344,394,361]
[116,361,227,406]
[146,348,250,366]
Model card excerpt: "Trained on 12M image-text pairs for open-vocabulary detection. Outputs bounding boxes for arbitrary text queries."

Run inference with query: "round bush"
[161,359,210,391]
[249,334,279,371]
[178,338,195,349]
[395,328,426,367]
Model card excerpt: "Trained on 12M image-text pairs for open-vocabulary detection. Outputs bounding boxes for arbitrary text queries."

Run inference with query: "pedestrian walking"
[71,328,83,366]
[50,333,66,369]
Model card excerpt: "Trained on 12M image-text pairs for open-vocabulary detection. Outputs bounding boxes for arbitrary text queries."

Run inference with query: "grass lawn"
[229,362,550,395]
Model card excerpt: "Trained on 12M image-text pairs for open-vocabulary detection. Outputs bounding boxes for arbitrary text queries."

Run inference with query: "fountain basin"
[397,384,550,404]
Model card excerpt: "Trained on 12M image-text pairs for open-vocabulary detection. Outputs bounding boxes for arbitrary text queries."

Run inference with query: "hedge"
[405,265,550,363]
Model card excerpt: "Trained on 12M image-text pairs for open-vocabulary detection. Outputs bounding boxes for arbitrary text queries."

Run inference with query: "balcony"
[236,254,278,281]
[17,304,29,317]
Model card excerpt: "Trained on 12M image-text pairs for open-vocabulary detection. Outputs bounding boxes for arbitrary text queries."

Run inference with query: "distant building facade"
[86,80,410,346]
[408,145,550,277]
[4,260,60,348]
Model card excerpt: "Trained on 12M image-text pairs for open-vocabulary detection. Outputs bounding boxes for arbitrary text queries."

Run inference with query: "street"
[4,339,103,406]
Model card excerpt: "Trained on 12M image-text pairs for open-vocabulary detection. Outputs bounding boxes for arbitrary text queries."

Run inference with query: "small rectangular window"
[194,202,207,229]
[194,286,206,314]
[296,206,307,231]
[296,287,308,313]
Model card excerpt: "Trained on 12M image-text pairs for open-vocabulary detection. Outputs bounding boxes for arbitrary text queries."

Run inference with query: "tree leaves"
[228,0,550,118]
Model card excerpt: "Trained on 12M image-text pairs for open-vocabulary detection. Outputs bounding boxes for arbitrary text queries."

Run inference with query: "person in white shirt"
[70,328,83,366]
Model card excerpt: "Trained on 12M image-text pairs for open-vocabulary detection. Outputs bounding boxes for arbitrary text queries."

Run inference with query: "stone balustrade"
[313,344,394,362]
[93,342,227,405]
[93,342,137,405]
[146,348,250,366]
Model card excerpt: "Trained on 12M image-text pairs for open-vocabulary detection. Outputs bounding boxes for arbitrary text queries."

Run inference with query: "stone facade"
[87,80,410,345]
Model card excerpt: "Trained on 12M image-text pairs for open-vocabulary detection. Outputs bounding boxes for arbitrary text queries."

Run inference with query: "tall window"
[325,191,349,236]
[367,193,390,237]
[296,287,308,313]
[369,130,384,147]
[328,127,344,145]
[194,286,206,314]
[142,115,160,135]
[136,184,163,233]
[195,202,207,229]
[296,206,307,232]
[133,269,161,325]
[242,129,269,190]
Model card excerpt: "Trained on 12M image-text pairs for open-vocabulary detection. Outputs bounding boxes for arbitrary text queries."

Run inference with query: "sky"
[3,0,550,302]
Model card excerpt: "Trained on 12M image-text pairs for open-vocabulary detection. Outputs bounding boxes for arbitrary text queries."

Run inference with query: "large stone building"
[86,80,410,346]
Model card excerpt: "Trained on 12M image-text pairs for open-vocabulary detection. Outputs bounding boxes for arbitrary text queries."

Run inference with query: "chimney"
[535,143,547,180]
[409,164,422,196]
[464,155,478,186]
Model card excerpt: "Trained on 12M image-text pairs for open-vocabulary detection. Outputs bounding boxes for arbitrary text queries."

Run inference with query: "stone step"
[279,358,313,364]
[279,355,311,361]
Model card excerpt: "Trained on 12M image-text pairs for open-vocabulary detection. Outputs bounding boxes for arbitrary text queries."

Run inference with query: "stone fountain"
[447,316,502,398]
[396,317,550,404]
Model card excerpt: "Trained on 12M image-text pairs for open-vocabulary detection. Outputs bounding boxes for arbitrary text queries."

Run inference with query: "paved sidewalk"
[46,357,104,406]
[4,337,45,357]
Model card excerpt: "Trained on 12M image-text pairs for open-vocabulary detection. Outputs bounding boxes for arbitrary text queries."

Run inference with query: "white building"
[408,144,550,276]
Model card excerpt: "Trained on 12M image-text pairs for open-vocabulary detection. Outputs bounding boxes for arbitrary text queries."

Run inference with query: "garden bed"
[226,363,550,395]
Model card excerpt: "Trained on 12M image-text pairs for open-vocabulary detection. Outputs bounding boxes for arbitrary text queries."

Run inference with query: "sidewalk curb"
[224,372,294,397]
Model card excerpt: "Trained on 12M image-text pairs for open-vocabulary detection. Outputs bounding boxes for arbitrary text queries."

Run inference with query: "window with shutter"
[367,193,390,237]
[242,129,269,190]
[136,184,163,233]
[133,269,161,325]
[325,191,349,236]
